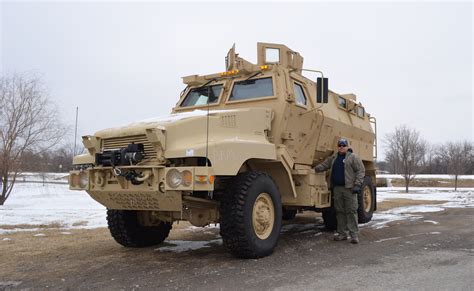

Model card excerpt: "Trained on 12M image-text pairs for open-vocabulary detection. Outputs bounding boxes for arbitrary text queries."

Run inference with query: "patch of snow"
[386,205,445,214]
[378,174,474,180]
[102,109,242,133]
[33,233,46,237]
[0,181,105,234]
[366,212,422,229]
[2,238,11,241]
[187,224,220,231]
[371,189,473,229]
[423,220,439,225]
[430,232,441,235]
[60,232,72,235]
[375,236,401,243]
[377,188,474,208]
[155,239,222,253]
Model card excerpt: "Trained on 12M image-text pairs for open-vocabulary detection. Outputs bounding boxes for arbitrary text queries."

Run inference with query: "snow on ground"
[378,174,474,180]
[366,188,473,229]
[0,182,105,234]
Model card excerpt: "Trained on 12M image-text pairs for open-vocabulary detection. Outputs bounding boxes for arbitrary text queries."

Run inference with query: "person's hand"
[352,185,361,194]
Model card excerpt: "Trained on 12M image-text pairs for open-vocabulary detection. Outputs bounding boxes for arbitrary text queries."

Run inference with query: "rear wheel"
[220,171,282,259]
[357,176,375,223]
[107,210,172,247]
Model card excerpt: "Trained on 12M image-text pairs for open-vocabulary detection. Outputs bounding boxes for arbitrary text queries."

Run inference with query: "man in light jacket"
[315,138,365,243]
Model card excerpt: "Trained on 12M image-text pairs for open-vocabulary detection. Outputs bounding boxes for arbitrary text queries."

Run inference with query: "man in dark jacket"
[315,138,365,243]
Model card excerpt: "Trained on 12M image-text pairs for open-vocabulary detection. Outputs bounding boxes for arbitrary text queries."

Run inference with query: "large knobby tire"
[220,171,282,259]
[107,210,172,247]
[357,176,375,223]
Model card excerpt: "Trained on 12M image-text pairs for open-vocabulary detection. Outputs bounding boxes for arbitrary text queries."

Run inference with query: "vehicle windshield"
[229,77,273,101]
[180,84,223,107]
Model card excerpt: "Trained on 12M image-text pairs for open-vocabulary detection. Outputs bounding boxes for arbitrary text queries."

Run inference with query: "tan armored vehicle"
[70,43,377,258]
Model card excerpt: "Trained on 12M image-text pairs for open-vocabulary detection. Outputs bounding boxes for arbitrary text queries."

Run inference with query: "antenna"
[205,85,212,198]
[205,85,211,167]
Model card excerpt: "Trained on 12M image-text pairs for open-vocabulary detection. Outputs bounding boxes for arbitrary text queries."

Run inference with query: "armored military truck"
[70,43,377,259]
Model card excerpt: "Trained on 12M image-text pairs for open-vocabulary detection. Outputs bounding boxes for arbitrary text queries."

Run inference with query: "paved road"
[1,208,473,290]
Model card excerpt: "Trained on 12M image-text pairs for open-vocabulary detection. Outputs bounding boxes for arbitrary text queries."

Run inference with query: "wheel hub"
[252,192,275,240]
[363,186,372,212]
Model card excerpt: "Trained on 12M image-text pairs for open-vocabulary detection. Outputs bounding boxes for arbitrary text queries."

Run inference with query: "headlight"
[182,170,192,187]
[166,169,182,188]
[79,172,89,188]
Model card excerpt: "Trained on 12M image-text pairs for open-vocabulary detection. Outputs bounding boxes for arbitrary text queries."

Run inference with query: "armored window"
[180,84,223,107]
[338,96,347,108]
[229,77,273,101]
[357,106,365,118]
[294,83,307,106]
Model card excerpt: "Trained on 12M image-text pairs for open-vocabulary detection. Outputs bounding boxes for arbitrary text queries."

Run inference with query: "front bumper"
[69,166,215,211]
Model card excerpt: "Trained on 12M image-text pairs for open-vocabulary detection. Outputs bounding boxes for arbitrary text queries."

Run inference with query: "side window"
[338,96,347,108]
[294,83,307,106]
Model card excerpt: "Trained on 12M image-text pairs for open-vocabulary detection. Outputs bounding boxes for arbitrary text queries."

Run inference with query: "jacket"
[314,151,365,188]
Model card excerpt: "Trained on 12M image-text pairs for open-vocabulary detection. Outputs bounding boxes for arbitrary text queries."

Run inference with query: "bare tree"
[384,125,427,193]
[437,141,473,190]
[421,143,436,174]
[0,74,66,205]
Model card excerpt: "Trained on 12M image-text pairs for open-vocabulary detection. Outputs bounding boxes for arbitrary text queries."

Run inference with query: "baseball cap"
[337,138,349,147]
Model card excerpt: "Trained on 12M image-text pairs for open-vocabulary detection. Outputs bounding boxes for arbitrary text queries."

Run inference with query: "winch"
[95,143,145,166]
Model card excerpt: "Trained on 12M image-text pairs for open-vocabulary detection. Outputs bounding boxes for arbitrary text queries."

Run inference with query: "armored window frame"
[226,76,276,104]
[357,106,365,118]
[338,96,347,109]
[178,83,225,109]
[293,82,307,107]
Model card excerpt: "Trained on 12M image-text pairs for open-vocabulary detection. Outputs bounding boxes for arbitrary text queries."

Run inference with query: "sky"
[1,1,472,160]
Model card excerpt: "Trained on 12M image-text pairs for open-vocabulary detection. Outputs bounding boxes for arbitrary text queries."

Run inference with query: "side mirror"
[317,77,328,103]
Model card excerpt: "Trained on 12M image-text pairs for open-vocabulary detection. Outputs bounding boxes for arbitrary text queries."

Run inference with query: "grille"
[101,135,157,159]
[221,114,237,128]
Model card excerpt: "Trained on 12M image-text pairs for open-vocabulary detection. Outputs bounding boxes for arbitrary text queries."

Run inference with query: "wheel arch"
[243,158,296,202]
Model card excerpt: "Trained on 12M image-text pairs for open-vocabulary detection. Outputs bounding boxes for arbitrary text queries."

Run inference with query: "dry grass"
[71,221,88,227]
[390,178,474,188]
[0,222,64,230]
[376,198,447,211]
[377,178,474,188]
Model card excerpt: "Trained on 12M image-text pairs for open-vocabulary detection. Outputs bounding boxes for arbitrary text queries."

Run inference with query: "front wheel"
[107,210,172,247]
[357,176,375,223]
[220,172,282,259]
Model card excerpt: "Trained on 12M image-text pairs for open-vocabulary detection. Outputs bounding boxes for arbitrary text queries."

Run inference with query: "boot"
[334,233,348,241]
[350,235,359,244]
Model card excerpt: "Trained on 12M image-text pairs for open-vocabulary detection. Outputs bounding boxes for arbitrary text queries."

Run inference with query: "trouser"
[333,186,359,236]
